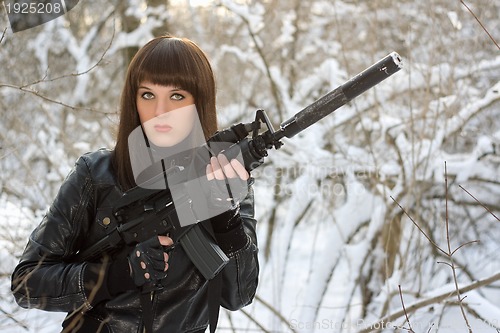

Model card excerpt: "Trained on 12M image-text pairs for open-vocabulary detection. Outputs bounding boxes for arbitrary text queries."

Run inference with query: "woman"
[11,35,259,333]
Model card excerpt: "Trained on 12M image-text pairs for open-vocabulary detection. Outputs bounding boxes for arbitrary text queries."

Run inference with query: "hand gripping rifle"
[76,52,403,282]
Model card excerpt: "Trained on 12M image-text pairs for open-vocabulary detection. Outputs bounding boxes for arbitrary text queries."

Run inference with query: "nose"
[154,99,176,117]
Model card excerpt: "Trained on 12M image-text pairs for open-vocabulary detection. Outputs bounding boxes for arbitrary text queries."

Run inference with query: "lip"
[154,124,172,132]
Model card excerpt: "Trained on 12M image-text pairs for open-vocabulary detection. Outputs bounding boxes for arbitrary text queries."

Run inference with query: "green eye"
[171,93,184,101]
[141,92,154,100]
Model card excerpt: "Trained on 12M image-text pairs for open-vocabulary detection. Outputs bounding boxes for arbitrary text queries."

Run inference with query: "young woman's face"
[137,82,198,147]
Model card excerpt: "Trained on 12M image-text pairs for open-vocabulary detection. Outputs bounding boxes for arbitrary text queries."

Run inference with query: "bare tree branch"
[358,271,500,333]
[459,185,500,222]
[460,0,500,50]
[0,27,6,45]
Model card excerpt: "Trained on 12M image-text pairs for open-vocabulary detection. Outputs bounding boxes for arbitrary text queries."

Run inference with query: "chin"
[147,136,179,148]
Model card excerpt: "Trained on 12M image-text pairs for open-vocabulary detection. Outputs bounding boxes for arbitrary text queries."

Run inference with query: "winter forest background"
[1,0,499,332]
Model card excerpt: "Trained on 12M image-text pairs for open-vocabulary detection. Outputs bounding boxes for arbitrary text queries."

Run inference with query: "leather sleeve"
[11,154,97,312]
[217,187,259,311]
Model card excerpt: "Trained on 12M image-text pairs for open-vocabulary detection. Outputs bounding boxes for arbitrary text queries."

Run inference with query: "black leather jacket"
[11,149,259,333]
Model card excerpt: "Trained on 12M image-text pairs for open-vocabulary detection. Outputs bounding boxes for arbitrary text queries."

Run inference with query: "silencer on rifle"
[279,52,403,139]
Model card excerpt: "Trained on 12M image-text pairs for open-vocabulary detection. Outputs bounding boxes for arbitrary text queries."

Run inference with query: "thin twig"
[460,0,500,50]
[254,295,298,333]
[445,162,451,254]
[25,11,116,87]
[391,162,483,332]
[238,309,273,333]
[398,285,415,333]
[451,240,480,256]
[459,185,500,222]
[217,2,284,119]
[0,83,113,114]
[0,27,7,45]
[0,307,29,331]
[390,196,447,256]
[358,271,500,333]
[0,11,116,114]
[444,162,473,332]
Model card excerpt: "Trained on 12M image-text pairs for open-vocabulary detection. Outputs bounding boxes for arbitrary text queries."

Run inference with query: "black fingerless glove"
[210,208,249,254]
[210,206,241,233]
[128,237,169,287]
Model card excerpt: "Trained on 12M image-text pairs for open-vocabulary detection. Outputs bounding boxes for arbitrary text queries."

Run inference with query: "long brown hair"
[112,35,218,190]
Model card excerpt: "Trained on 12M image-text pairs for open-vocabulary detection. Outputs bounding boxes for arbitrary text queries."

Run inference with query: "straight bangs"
[134,38,200,97]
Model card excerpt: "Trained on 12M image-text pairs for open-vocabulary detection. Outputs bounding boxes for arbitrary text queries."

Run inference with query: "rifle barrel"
[278,52,403,139]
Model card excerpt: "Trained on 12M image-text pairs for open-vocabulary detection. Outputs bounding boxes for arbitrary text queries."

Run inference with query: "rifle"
[76,52,403,282]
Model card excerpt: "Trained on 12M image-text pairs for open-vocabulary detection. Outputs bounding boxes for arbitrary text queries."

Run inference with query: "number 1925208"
[4,1,65,14]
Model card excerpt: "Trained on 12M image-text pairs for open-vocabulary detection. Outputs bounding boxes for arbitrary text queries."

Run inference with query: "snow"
[0,196,65,332]
[447,11,463,31]
[1,1,500,332]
